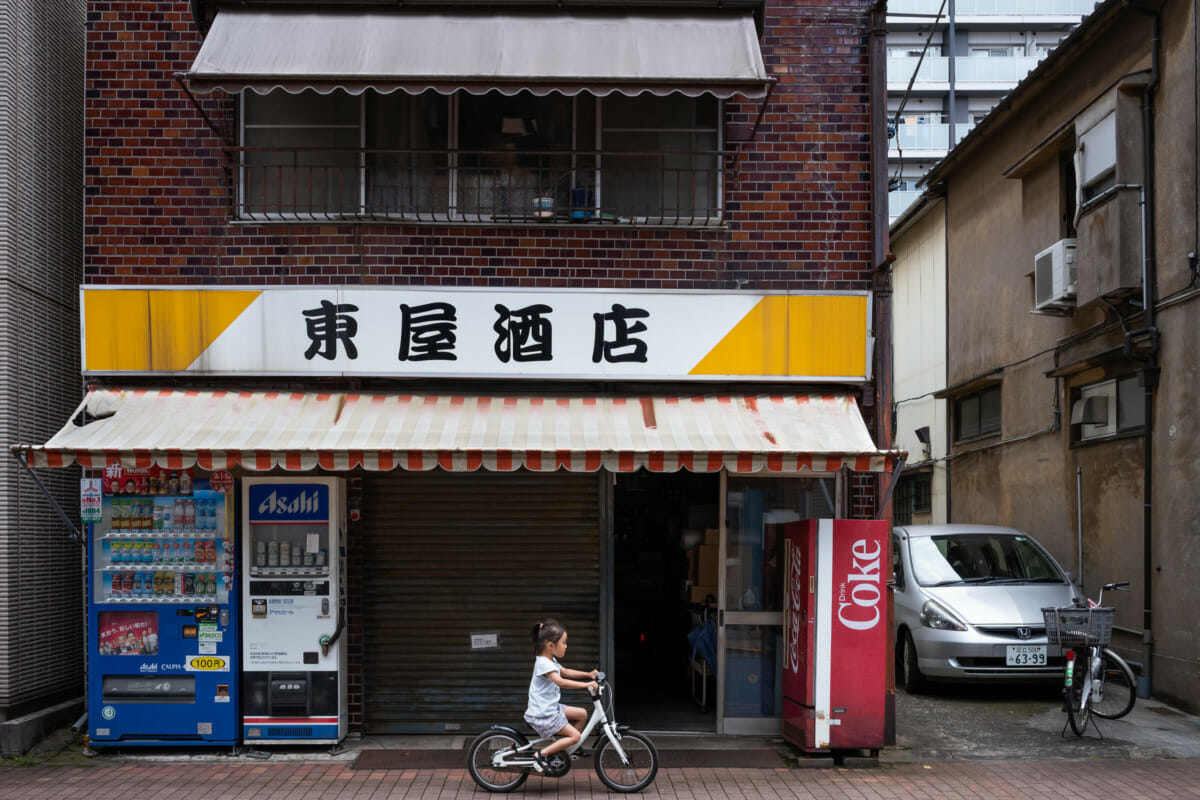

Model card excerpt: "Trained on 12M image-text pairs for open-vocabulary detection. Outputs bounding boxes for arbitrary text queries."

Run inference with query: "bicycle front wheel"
[594,730,659,793]
[1066,654,1091,736]
[1092,648,1136,720]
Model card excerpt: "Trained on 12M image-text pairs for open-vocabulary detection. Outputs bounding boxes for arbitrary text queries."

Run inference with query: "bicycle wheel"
[1092,648,1136,720]
[1066,653,1091,736]
[594,730,659,793]
[467,730,529,793]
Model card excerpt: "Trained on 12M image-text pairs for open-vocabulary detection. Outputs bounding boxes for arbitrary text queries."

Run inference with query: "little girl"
[525,618,598,772]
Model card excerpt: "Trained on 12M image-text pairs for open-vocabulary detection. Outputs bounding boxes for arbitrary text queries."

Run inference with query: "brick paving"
[4,759,1200,799]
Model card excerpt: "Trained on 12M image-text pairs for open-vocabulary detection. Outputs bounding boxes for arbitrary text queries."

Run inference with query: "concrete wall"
[0,0,86,731]
[932,0,1199,711]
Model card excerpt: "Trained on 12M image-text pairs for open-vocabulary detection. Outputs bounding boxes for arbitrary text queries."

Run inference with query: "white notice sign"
[470,633,499,650]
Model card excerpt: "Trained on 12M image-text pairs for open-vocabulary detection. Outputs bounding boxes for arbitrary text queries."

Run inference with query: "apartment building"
[887,0,1095,221]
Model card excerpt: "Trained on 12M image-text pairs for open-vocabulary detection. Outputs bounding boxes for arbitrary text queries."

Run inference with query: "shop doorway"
[612,470,719,732]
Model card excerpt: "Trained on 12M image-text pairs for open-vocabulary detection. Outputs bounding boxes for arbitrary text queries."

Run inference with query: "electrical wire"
[889,0,949,191]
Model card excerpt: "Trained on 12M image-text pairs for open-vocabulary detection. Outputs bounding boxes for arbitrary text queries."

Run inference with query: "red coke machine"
[782,519,889,753]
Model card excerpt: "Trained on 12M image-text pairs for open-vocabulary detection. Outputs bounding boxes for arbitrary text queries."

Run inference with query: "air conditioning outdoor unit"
[1033,238,1078,313]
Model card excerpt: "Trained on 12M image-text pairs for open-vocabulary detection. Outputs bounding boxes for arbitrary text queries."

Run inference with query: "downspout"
[1124,1,1160,699]
[868,0,897,750]
[869,0,895,510]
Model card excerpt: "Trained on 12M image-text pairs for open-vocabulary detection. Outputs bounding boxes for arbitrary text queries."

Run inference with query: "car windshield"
[908,533,1066,587]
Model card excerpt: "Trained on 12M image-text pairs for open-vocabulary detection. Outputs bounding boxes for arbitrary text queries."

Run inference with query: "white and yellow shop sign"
[80,287,872,382]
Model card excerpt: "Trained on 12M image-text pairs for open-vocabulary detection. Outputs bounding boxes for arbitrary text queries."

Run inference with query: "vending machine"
[782,519,888,753]
[87,464,238,747]
[241,477,347,745]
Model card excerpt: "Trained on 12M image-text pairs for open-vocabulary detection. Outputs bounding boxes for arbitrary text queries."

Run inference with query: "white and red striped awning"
[16,389,898,474]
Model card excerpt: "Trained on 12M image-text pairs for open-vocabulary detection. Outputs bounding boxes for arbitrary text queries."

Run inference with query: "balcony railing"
[229,147,727,226]
[889,0,1095,15]
[891,120,978,152]
[955,56,1043,84]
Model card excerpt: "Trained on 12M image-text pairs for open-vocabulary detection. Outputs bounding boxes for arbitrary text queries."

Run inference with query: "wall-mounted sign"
[81,287,872,382]
[81,478,103,523]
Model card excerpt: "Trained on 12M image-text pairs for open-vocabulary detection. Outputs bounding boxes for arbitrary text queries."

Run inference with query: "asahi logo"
[788,541,805,674]
[257,489,321,516]
[836,538,883,631]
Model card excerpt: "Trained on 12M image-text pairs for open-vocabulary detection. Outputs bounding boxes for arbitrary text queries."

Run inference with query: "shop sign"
[81,287,872,382]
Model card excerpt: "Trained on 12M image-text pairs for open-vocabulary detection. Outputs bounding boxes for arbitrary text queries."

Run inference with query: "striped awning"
[15,388,897,474]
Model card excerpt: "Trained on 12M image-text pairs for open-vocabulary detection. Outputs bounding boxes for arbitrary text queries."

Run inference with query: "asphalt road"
[887,682,1200,762]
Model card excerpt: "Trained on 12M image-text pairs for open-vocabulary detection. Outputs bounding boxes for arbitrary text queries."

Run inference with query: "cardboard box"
[690,585,718,604]
[697,543,719,586]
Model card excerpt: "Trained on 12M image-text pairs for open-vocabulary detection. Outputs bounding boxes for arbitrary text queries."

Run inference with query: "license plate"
[1006,645,1047,666]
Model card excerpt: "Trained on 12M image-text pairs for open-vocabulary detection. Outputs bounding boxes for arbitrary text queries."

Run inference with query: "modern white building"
[887,0,1096,222]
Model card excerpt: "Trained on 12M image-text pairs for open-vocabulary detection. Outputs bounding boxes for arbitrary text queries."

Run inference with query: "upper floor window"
[238,89,722,225]
[1071,375,1145,442]
[954,385,1001,442]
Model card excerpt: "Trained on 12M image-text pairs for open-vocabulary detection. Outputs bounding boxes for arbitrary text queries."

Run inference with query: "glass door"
[717,472,838,734]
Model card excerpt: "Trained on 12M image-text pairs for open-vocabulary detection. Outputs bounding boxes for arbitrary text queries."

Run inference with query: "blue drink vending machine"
[88,464,238,747]
[241,477,347,745]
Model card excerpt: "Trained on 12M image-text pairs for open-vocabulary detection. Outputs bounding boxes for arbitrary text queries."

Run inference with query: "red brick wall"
[85,0,874,291]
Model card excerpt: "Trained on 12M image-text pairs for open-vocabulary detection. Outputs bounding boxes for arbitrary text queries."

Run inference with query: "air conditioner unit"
[1033,238,1077,313]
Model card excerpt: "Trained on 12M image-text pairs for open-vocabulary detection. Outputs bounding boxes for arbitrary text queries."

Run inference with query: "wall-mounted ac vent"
[1033,238,1077,313]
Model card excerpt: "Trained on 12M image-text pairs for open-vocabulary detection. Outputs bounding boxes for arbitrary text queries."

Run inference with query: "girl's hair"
[531,618,565,656]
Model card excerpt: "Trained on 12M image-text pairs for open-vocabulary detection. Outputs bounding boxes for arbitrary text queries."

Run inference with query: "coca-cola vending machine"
[782,519,888,753]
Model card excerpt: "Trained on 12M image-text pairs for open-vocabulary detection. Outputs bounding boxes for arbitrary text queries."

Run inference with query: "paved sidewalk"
[4,757,1200,799]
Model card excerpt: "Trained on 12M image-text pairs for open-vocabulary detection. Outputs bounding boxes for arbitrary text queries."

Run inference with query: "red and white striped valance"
[16,389,897,474]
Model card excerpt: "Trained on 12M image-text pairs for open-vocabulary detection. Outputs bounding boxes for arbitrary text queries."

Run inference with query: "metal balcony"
[228,147,728,227]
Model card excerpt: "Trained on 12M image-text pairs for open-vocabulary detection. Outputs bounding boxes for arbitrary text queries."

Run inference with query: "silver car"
[892,524,1081,690]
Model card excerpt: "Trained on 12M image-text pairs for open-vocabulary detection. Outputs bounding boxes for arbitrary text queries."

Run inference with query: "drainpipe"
[869,0,895,523]
[1124,1,1161,699]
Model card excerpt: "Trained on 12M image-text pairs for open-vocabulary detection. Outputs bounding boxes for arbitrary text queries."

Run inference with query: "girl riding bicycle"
[525,619,598,772]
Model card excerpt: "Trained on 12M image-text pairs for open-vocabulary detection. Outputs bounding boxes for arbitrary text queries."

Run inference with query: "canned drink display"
[279,541,291,565]
[183,572,195,596]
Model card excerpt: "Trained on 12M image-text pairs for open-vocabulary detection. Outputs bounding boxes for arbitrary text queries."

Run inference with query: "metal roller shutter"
[362,470,601,734]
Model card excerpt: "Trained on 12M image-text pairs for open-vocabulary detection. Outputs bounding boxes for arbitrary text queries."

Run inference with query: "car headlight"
[919,599,967,631]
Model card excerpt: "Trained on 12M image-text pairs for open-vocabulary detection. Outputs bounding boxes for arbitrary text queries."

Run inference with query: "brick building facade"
[67,0,894,737]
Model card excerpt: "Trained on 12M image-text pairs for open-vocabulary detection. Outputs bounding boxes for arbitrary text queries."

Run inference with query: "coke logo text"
[788,541,804,674]
[836,538,882,631]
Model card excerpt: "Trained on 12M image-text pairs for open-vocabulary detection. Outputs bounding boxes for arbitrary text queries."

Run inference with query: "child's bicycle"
[466,671,659,793]
[1043,581,1137,736]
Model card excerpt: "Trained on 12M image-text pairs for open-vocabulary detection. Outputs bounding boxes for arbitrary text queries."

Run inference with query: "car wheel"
[901,630,928,693]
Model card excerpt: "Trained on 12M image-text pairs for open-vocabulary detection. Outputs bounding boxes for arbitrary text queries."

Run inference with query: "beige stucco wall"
[934,0,1199,711]
[891,201,948,523]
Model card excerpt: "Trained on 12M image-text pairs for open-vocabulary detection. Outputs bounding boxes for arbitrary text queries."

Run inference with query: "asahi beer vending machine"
[87,464,238,747]
[782,519,889,754]
[241,477,347,745]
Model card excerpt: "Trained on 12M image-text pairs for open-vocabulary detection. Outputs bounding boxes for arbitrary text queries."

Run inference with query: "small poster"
[81,479,103,523]
[98,610,159,656]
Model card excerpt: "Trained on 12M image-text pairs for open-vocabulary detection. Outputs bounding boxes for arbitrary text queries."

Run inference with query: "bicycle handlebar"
[1103,581,1130,591]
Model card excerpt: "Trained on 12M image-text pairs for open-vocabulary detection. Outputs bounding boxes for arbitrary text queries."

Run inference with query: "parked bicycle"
[466,671,659,793]
[1043,581,1137,736]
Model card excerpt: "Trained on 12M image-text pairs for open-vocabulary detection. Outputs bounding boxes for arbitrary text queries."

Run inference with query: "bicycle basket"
[1041,606,1115,647]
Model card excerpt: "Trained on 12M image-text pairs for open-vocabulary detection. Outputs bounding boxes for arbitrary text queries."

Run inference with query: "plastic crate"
[1041,606,1115,647]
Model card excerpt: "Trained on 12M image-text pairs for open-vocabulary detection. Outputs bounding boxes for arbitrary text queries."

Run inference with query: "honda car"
[892,524,1082,690]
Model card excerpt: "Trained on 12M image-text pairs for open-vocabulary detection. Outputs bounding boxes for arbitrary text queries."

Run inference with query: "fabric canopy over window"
[17,389,897,474]
[183,10,770,99]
